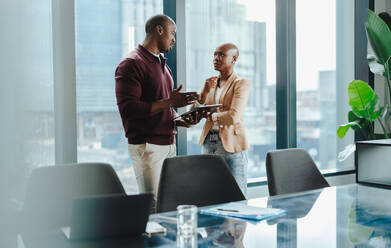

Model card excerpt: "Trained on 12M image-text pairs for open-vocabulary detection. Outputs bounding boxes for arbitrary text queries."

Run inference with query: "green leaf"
[381,104,389,119]
[368,58,385,75]
[347,111,369,131]
[367,95,380,121]
[337,125,350,139]
[368,46,385,75]
[350,120,367,131]
[348,111,359,122]
[348,80,375,111]
[351,106,368,119]
[337,121,362,139]
[366,10,391,65]
[370,109,381,121]
[352,94,382,122]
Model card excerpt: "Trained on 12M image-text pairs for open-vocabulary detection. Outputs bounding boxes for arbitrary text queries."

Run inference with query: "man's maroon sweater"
[115,45,176,145]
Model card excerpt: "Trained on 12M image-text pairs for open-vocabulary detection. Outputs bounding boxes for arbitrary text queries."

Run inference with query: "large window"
[296,0,354,172]
[0,0,366,204]
[184,0,355,180]
[73,0,356,191]
[75,0,163,194]
[185,0,277,179]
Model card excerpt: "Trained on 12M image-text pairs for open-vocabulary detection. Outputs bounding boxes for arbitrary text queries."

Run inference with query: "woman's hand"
[203,77,218,93]
[200,76,218,103]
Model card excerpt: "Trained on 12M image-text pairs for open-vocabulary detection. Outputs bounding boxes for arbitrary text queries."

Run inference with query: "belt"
[207,130,219,142]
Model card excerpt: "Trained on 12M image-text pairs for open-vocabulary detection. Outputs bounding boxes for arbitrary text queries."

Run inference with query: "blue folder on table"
[200,202,285,221]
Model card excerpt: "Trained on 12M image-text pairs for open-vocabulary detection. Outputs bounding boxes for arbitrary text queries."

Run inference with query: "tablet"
[175,104,222,119]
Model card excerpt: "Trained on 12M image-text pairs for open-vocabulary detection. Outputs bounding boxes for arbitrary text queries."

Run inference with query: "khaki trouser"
[128,143,176,212]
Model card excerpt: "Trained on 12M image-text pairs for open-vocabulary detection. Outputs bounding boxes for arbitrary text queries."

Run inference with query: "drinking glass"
[177,232,198,248]
[177,205,198,235]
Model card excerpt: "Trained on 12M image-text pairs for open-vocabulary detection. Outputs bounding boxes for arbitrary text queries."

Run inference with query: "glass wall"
[75,0,163,194]
[185,0,277,179]
[0,0,54,201]
[296,0,354,172]
[0,0,361,205]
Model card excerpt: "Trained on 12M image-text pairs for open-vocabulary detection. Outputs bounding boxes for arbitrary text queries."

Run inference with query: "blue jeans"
[202,132,248,196]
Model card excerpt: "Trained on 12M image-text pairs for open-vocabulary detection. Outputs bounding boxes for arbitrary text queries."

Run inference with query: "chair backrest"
[156,155,245,213]
[22,162,125,231]
[266,148,330,196]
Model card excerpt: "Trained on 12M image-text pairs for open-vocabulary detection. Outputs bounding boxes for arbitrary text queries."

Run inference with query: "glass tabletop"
[149,184,391,247]
[7,184,391,247]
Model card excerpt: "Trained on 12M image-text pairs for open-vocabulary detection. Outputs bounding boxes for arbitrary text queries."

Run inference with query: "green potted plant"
[337,10,391,140]
[337,80,388,140]
[366,10,391,102]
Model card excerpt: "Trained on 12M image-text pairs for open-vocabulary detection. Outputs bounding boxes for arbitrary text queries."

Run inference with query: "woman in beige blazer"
[198,43,250,196]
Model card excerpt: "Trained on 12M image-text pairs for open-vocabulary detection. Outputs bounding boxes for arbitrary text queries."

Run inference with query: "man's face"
[157,21,176,53]
[213,45,235,72]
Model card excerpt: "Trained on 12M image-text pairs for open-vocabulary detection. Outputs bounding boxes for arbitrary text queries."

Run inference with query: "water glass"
[177,205,198,235]
[177,232,198,248]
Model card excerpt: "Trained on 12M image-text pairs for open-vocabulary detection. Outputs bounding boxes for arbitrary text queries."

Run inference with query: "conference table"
[4,183,391,247]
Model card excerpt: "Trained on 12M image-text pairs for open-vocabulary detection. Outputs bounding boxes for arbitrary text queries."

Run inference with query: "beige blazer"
[199,73,251,153]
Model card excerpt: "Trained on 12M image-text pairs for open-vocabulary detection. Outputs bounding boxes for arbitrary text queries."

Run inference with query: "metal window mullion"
[354,0,370,141]
[163,0,177,88]
[52,0,77,164]
[276,0,296,149]
[354,0,370,84]
[164,0,188,155]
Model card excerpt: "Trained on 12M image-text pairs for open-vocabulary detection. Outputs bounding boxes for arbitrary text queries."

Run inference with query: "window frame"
[162,0,371,184]
[53,0,372,185]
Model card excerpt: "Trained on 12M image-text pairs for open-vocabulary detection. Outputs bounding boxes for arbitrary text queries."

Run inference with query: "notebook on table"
[200,202,285,221]
[62,193,153,241]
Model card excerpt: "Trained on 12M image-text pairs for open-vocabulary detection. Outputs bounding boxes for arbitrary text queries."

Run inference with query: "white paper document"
[200,202,286,221]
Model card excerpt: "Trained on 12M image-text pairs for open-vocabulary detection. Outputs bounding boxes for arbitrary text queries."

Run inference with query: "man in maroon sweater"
[115,14,198,211]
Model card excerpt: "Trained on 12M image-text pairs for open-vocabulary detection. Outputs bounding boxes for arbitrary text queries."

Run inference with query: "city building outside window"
[185,0,277,180]
[74,0,354,193]
[75,0,163,193]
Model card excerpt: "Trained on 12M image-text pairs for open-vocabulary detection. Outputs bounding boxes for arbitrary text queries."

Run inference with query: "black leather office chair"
[156,155,245,213]
[22,162,126,231]
[266,148,329,196]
